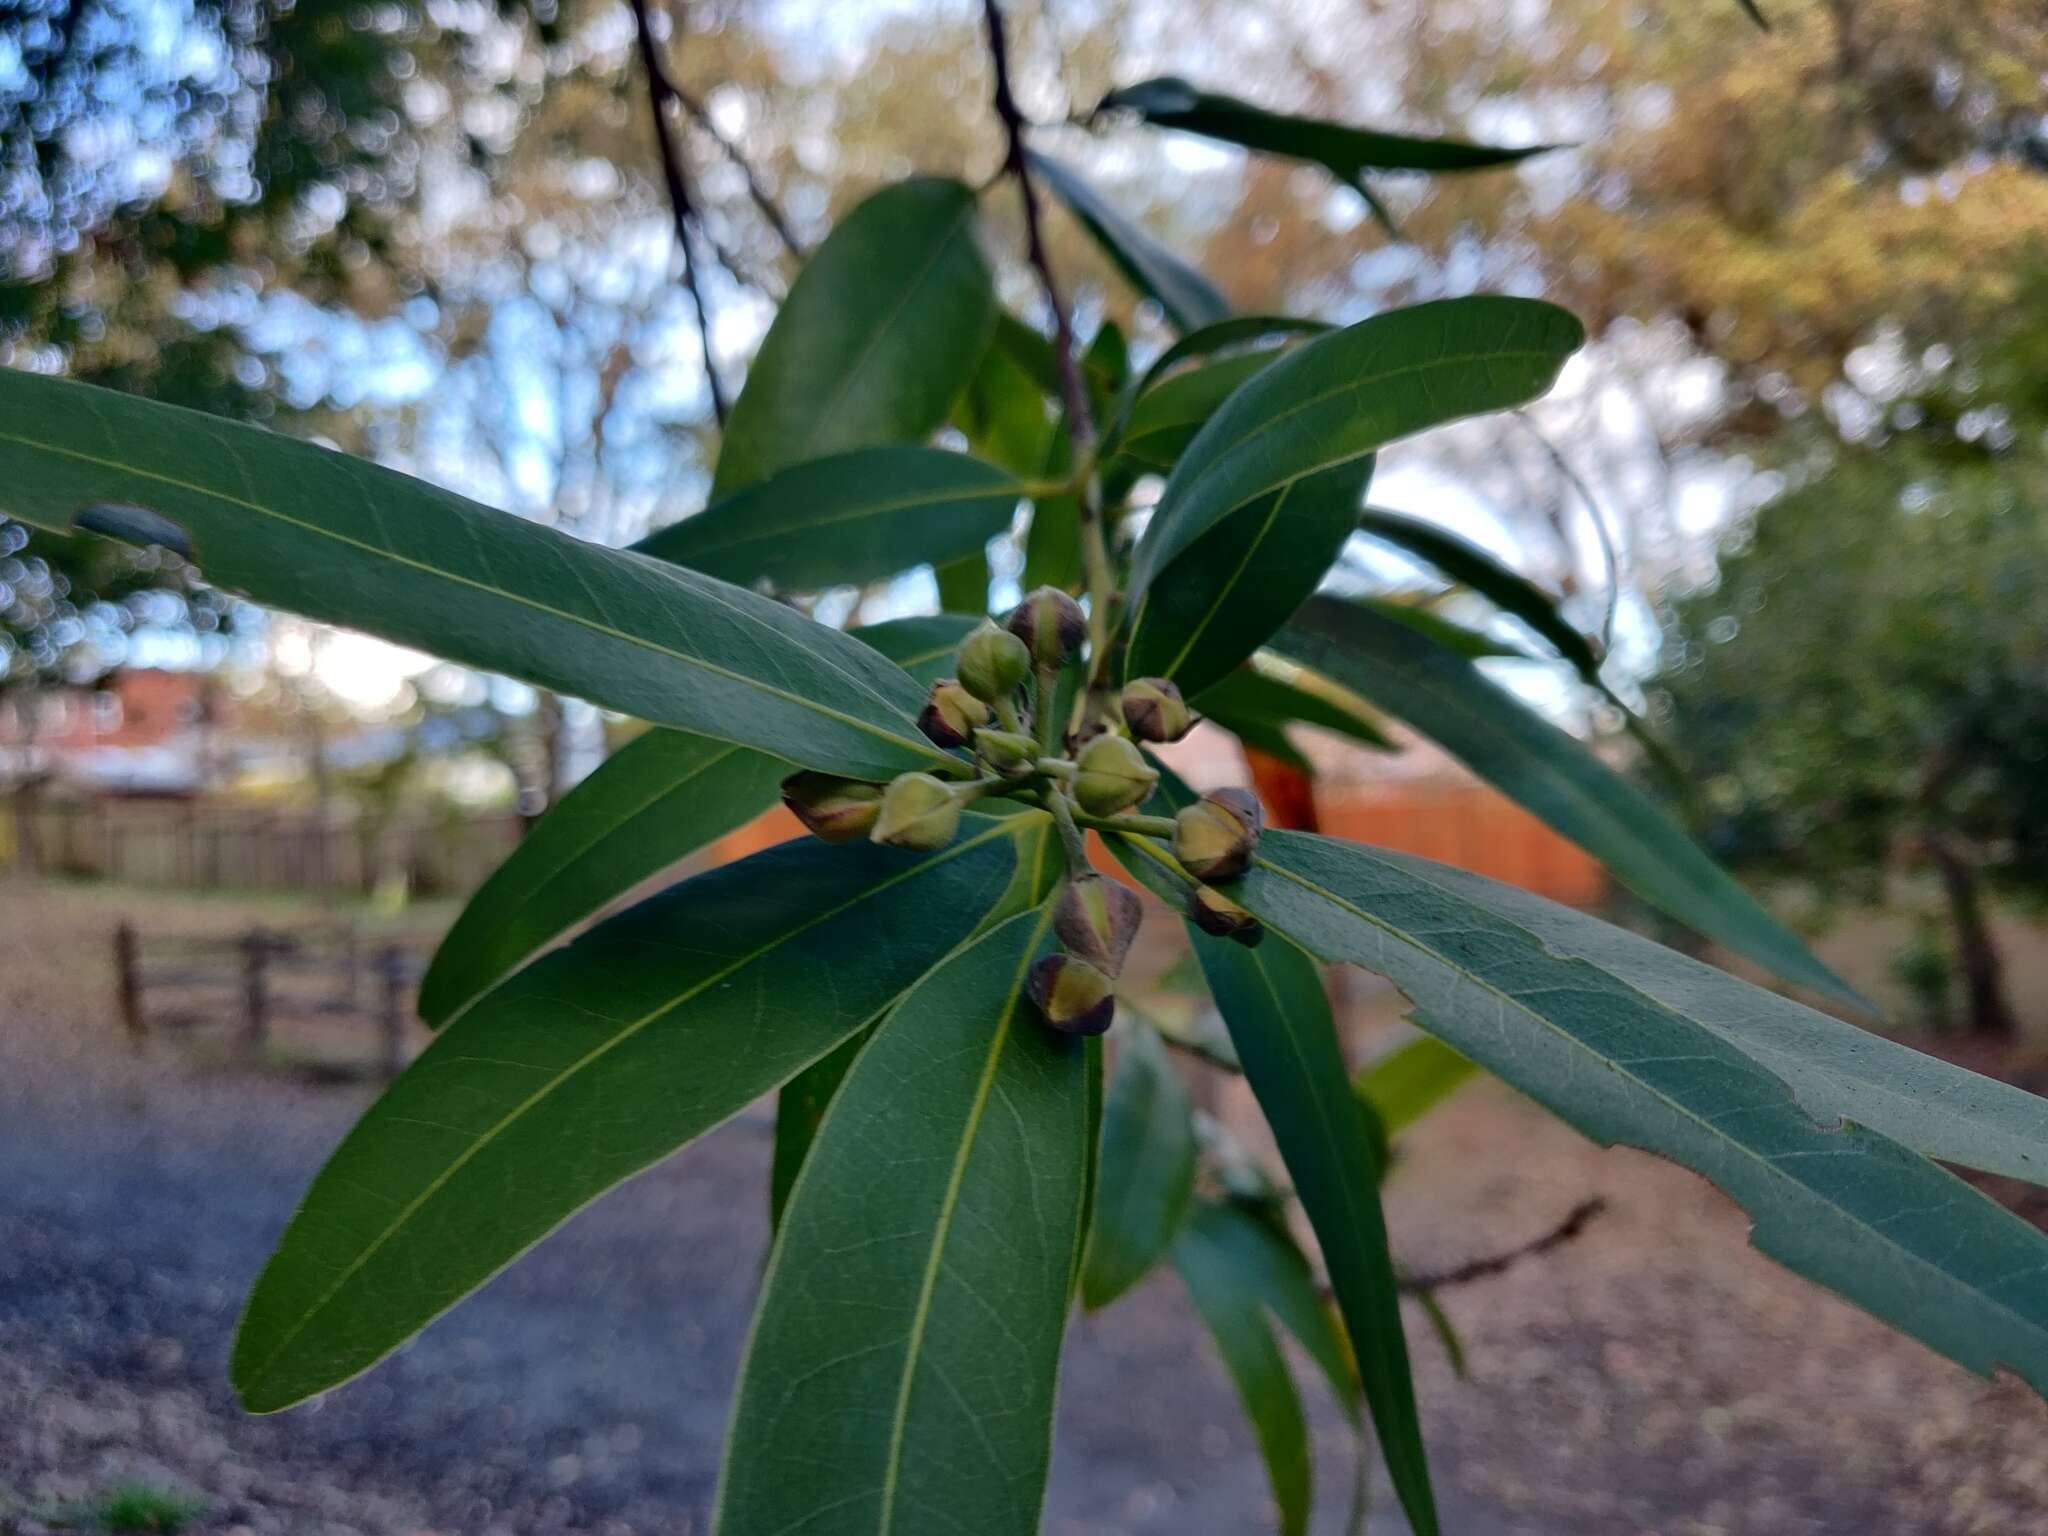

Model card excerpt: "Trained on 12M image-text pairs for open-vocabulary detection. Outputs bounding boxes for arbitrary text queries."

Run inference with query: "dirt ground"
[4,876,2048,1535]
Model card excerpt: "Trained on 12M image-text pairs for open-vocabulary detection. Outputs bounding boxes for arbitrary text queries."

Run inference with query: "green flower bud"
[1172,787,1262,881]
[972,726,1039,779]
[1026,953,1116,1036]
[917,679,993,749]
[955,620,1032,704]
[1054,875,1145,978]
[1188,884,1264,947]
[1071,734,1159,817]
[781,770,884,844]
[871,772,963,850]
[1120,677,1197,743]
[1005,585,1087,668]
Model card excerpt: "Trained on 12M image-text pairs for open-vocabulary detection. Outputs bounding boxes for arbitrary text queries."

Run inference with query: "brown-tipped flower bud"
[972,727,1039,779]
[870,772,963,850]
[1188,884,1264,947]
[917,679,992,749]
[781,771,884,844]
[955,620,1032,704]
[1054,875,1145,978]
[1026,953,1116,1036]
[1172,787,1263,881]
[1071,734,1159,817]
[1121,677,1197,743]
[1005,586,1087,668]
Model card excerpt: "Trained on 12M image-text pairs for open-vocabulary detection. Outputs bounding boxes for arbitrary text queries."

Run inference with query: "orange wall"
[710,782,1605,906]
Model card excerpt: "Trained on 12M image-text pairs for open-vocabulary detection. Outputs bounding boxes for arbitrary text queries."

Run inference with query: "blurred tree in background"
[1650,259,2048,1034]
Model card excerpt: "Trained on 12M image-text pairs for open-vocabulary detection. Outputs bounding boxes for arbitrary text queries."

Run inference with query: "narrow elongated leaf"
[1195,660,1394,773]
[1172,1205,1313,1536]
[1191,1198,1359,1421]
[1106,316,1331,448]
[1356,1036,1476,1140]
[1125,298,1582,695]
[1082,1020,1198,1309]
[231,819,1042,1413]
[1101,77,1558,179]
[1028,151,1230,332]
[1356,505,1602,680]
[1021,412,1085,593]
[718,909,1086,1536]
[0,371,954,782]
[635,448,1022,590]
[1275,595,1854,1002]
[1183,925,1439,1536]
[957,324,1058,475]
[417,731,784,1027]
[1391,856,2048,1186]
[1128,456,1372,696]
[713,177,996,497]
[1127,298,1583,609]
[1229,830,2048,1396]
[418,614,982,1029]
[1117,351,1276,472]
[1361,596,1524,659]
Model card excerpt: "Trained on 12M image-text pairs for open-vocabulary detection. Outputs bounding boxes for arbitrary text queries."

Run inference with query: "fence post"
[114,921,146,1049]
[239,928,271,1061]
[374,945,408,1081]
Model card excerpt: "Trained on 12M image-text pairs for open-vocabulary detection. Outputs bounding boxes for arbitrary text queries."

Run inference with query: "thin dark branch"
[665,74,805,260]
[980,0,1094,457]
[628,0,728,428]
[1397,1197,1607,1293]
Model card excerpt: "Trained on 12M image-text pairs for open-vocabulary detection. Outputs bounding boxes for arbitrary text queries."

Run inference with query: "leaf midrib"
[1251,847,2048,1344]
[876,904,1056,1536]
[239,819,1030,1397]
[4,426,948,769]
[665,475,1025,560]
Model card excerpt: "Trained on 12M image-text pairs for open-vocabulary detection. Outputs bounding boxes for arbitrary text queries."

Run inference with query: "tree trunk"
[1924,830,2017,1038]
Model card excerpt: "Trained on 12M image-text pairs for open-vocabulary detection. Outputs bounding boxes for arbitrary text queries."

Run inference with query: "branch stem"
[629,0,729,427]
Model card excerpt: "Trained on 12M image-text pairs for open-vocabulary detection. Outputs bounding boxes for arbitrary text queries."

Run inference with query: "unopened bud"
[871,772,963,850]
[1188,884,1264,947]
[1172,788,1262,881]
[972,727,1039,779]
[1026,953,1116,1036]
[782,771,884,843]
[956,620,1032,704]
[1121,677,1196,743]
[1071,734,1159,817]
[1005,586,1087,668]
[918,679,992,749]
[1054,875,1145,978]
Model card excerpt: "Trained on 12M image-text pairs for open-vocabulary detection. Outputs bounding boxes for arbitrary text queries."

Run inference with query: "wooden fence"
[112,919,432,1080]
[5,797,524,896]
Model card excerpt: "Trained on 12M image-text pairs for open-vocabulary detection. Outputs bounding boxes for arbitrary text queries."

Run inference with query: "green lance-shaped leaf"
[1081,1018,1198,1310]
[0,371,953,783]
[1228,830,2048,1396]
[1125,296,1584,695]
[1028,151,1231,333]
[417,731,783,1027]
[1100,77,1560,180]
[1274,594,1855,1003]
[1387,855,2048,1187]
[1194,658,1394,773]
[417,616,978,1029]
[1102,315,1332,451]
[717,909,1086,1536]
[1115,350,1278,473]
[1181,925,1439,1536]
[1360,595,1525,660]
[1356,1035,1476,1143]
[712,177,996,497]
[635,448,1024,591]
[231,819,1042,1413]
[1171,1205,1314,1536]
[1193,1200,1359,1421]
[1355,505,1602,681]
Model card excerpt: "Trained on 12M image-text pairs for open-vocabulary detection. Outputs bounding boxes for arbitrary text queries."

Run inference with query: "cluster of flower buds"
[1029,874,1144,1036]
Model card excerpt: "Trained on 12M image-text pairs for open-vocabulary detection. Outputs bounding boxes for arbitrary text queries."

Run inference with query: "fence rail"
[5,797,523,896]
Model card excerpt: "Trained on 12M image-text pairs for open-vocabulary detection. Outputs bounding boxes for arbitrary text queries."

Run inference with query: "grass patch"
[40,1483,208,1533]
